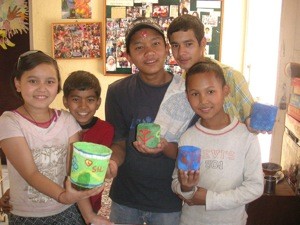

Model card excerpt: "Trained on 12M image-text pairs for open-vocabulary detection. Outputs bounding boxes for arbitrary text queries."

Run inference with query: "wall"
[30,0,120,119]
[221,0,246,71]
[272,0,300,163]
[30,0,246,119]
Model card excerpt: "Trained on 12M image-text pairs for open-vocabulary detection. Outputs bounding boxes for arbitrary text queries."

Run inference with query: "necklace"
[22,105,51,127]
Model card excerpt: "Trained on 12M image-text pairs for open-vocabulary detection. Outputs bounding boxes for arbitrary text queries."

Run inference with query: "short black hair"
[167,14,204,45]
[186,60,226,90]
[63,70,101,98]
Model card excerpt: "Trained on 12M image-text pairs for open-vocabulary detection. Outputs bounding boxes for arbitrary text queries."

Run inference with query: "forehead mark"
[140,30,148,38]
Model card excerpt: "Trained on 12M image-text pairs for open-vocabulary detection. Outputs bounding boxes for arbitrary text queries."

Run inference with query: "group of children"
[0,14,264,225]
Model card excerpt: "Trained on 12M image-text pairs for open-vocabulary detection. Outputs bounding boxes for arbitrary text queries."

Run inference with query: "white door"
[243,0,282,162]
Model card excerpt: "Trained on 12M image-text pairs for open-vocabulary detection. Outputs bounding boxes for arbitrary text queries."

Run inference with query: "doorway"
[243,0,282,162]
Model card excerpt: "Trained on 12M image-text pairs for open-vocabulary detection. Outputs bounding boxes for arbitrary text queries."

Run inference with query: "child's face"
[169,29,206,71]
[186,71,229,122]
[126,28,169,76]
[63,89,101,126]
[14,63,59,109]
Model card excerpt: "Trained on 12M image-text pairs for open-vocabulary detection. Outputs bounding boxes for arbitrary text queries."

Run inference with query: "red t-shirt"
[82,118,114,213]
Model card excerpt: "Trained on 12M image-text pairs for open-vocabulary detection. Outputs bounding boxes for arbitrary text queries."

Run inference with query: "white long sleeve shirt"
[172,117,264,225]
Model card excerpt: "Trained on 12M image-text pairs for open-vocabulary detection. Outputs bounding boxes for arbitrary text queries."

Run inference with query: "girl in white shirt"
[0,50,112,225]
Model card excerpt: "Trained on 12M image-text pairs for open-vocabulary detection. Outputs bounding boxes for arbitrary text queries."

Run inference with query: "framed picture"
[52,22,101,59]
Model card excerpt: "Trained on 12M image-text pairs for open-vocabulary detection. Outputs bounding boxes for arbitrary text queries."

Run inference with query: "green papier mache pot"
[136,123,161,148]
[70,142,112,190]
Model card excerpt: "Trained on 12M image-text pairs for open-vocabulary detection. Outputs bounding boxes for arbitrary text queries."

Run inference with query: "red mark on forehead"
[140,30,148,38]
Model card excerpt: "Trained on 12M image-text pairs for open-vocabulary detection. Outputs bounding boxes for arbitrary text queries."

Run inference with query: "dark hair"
[186,60,226,90]
[63,70,101,99]
[192,11,199,18]
[181,7,189,15]
[12,50,62,97]
[167,14,204,45]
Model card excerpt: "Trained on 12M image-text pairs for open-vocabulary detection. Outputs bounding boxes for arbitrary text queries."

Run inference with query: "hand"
[178,169,200,192]
[89,214,114,225]
[59,177,104,205]
[133,138,168,155]
[7,6,21,21]
[190,187,207,205]
[0,189,12,214]
[245,117,272,134]
[105,159,118,179]
[179,187,207,206]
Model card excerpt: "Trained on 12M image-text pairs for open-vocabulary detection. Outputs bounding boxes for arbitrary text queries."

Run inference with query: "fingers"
[178,169,199,192]
[105,160,118,179]
[133,141,163,154]
[64,177,104,204]
[178,194,195,206]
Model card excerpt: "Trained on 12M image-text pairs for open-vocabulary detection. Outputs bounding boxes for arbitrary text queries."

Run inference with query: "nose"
[144,45,155,57]
[37,82,47,91]
[198,93,208,104]
[177,45,187,57]
[78,99,88,108]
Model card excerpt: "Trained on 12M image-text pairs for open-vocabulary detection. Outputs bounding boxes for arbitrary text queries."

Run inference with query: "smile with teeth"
[34,95,48,99]
[78,112,89,116]
[145,59,156,64]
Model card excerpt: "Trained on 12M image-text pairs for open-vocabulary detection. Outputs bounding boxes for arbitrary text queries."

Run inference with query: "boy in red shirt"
[63,70,114,216]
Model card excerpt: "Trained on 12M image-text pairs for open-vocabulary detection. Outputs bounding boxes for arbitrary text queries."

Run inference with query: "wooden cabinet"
[247,180,300,225]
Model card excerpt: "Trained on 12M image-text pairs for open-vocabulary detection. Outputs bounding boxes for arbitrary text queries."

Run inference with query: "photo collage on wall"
[52,22,101,59]
[105,0,222,75]
[106,1,182,76]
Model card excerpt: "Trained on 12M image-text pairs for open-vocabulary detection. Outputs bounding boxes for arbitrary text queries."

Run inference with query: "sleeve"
[171,165,197,200]
[0,112,23,140]
[205,135,264,211]
[105,84,128,142]
[225,68,254,122]
[64,110,81,137]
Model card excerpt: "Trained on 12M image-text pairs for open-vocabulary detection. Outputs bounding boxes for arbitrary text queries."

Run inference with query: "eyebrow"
[170,39,195,44]
[132,35,163,45]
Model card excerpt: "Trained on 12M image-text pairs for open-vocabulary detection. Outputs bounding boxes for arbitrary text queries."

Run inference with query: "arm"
[223,66,254,122]
[77,198,113,225]
[104,140,124,179]
[190,136,264,209]
[223,67,270,134]
[110,140,126,167]
[171,166,198,200]
[0,189,12,214]
[1,136,103,205]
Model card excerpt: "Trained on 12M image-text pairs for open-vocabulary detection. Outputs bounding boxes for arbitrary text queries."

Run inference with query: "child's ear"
[223,84,230,97]
[200,37,207,47]
[125,52,133,64]
[96,97,101,110]
[14,77,21,92]
[63,96,69,108]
